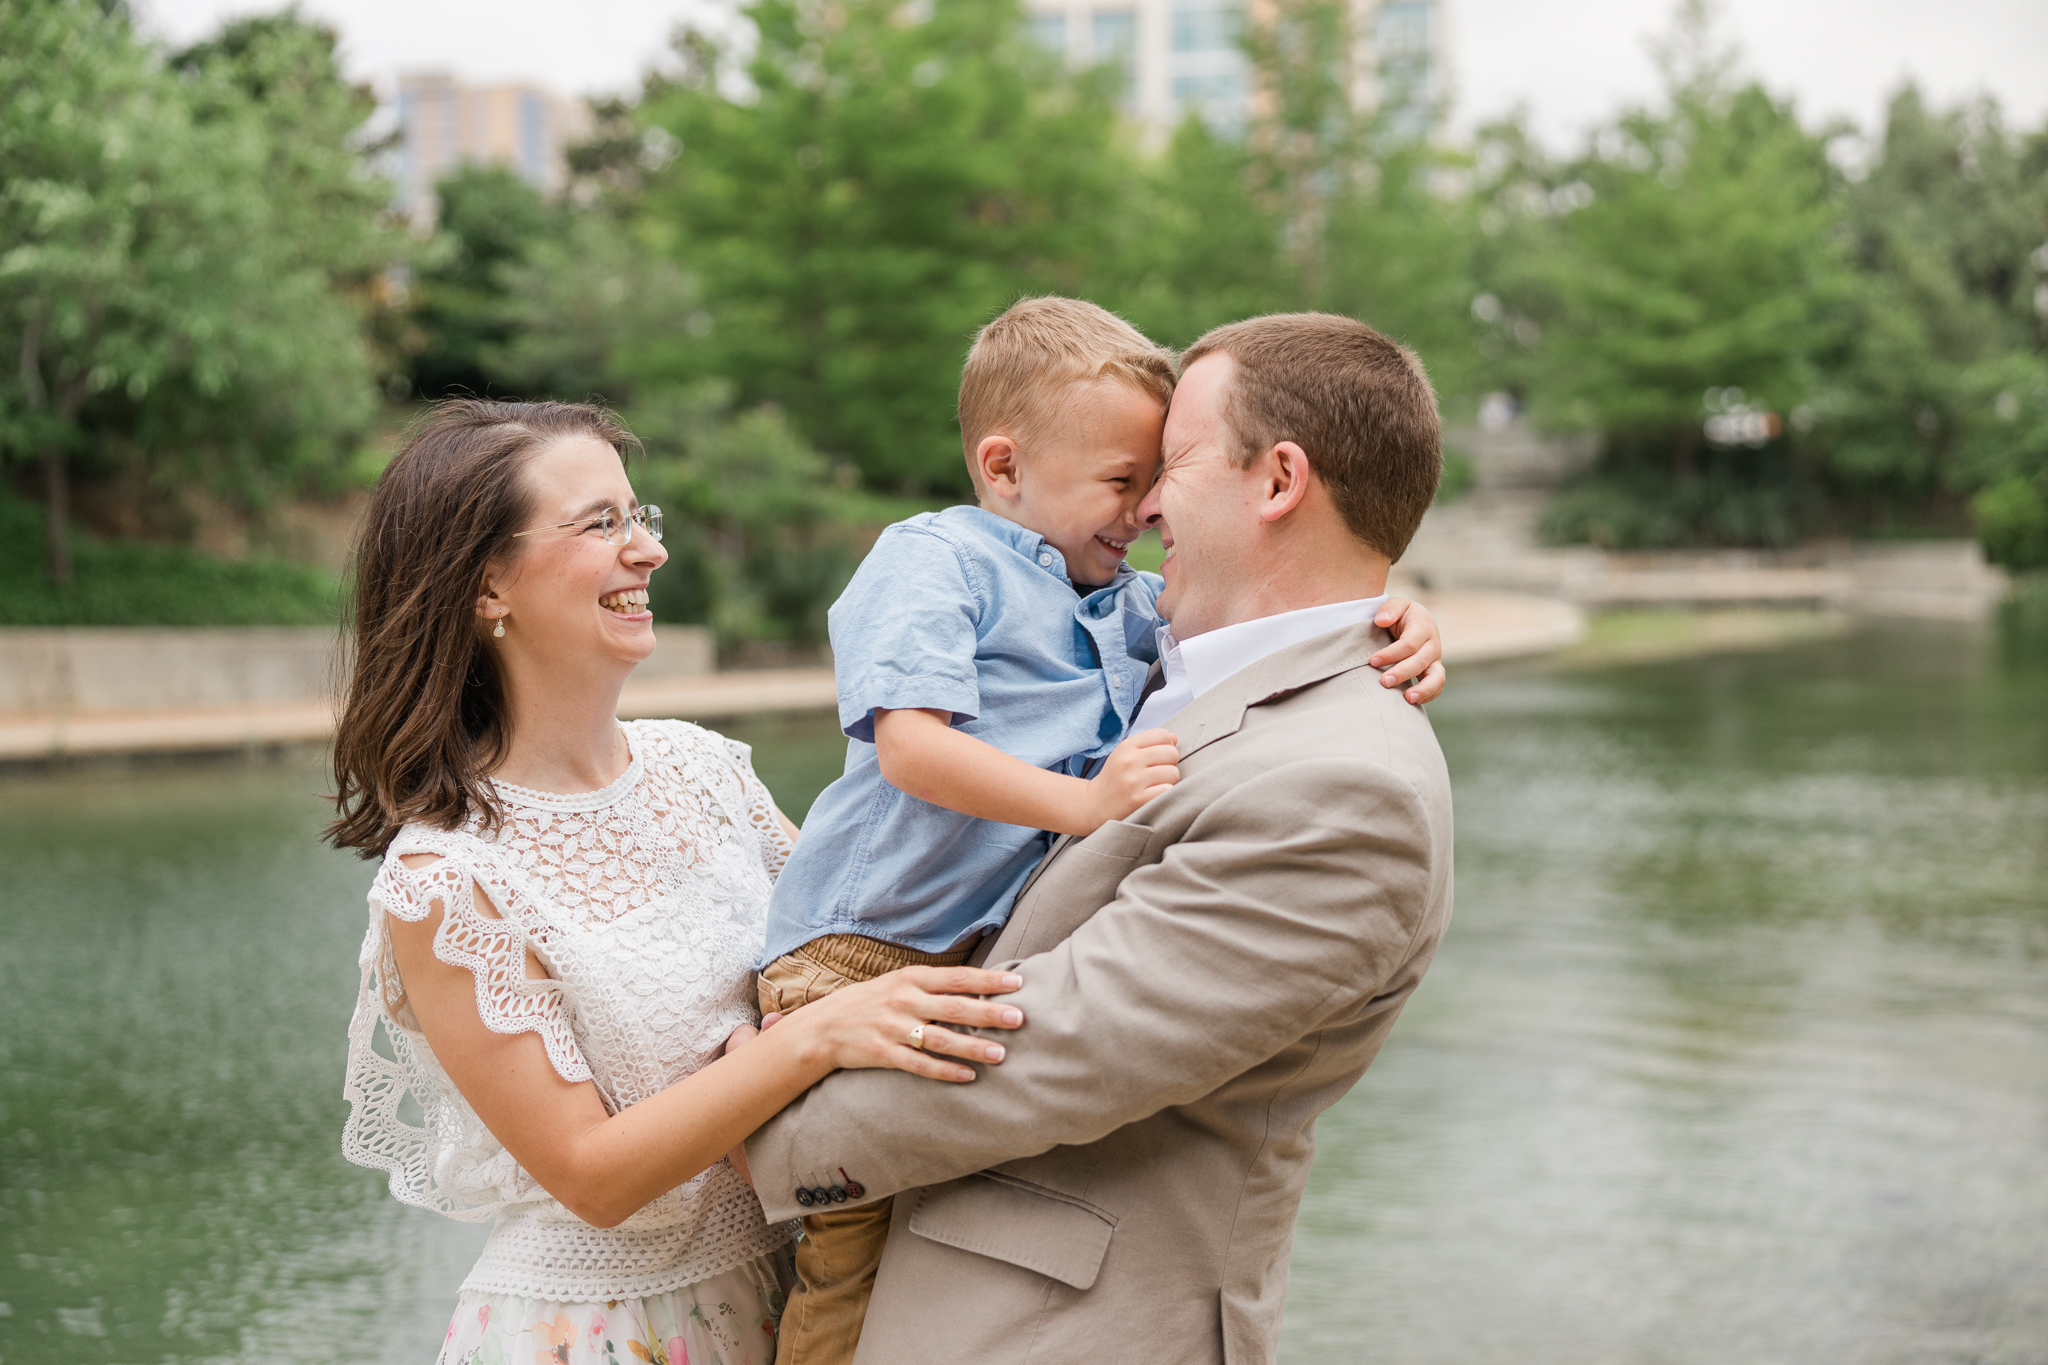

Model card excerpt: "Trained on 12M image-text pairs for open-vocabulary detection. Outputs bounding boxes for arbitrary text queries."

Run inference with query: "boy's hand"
[1084,728,1180,831]
[1369,597,1446,704]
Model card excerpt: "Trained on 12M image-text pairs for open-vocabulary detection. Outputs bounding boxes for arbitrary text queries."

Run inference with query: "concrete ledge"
[0,627,344,714]
[0,624,715,714]
[0,594,1593,763]
[0,699,337,760]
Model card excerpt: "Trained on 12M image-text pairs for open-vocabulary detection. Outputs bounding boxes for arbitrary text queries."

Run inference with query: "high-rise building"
[392,73,592,222]
[1022,0,1449,142]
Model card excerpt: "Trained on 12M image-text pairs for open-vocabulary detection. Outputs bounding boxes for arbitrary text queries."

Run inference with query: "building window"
[1172,70,1242,102]
[1092,9,1137,93]
[1377,0,1434,138]
[1172,2,1240,53]
[1377,0,1429,56]
[519,93,546,185]
[1027,11,1069,54]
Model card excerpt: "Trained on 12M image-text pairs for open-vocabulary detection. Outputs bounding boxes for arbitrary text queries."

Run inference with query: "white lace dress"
[342,720,799,1365]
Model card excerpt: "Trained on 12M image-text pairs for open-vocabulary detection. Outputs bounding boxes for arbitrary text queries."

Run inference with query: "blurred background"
[1,0,2045,1361]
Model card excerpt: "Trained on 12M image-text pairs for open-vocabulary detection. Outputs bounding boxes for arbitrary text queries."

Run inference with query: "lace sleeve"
[722,736,795,883]
[342,844,590,1220]
[369,852,592,1083]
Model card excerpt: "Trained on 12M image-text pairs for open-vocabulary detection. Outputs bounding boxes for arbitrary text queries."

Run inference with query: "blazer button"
[795,1188,816,1208]
[828,1185,848,1203]
[810,1186,833,1205]
[843,1179,865,1199]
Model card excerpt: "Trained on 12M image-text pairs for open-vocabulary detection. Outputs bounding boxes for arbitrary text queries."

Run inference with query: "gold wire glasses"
[512,505,663,546]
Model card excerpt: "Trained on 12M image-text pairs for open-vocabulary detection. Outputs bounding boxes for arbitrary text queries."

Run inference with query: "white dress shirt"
[1131,595,1388,734]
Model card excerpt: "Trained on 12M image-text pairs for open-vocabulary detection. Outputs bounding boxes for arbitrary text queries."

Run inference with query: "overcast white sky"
[137,0,2048,150]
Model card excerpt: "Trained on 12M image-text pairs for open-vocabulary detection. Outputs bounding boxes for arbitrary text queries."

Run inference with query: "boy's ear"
[975,434,1022,499]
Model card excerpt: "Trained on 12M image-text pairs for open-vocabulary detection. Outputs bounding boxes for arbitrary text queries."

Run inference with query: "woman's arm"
[387,860,1022,1230]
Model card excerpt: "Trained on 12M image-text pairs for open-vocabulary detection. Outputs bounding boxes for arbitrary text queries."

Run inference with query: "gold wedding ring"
[907,1024,926,1049]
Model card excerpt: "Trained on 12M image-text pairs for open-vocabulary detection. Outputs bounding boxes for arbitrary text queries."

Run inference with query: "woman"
[330,401,1026,1365]
[330,399,1447,1364]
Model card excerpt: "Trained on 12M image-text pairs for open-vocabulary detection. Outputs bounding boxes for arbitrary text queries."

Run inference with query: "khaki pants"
[759,933,974,1365]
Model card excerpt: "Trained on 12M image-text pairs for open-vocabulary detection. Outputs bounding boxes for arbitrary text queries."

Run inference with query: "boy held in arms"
[753,297,1445,1364]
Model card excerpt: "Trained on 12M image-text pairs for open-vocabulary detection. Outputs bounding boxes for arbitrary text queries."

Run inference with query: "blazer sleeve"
[743,753,1442,1222]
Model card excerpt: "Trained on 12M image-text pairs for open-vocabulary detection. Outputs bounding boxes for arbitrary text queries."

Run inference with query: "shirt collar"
[1158,596,1389,701]
[948,505,1137,597]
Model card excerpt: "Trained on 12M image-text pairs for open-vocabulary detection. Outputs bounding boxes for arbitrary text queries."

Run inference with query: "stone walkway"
[0,588,1581,763]
[1401,489,2008,621]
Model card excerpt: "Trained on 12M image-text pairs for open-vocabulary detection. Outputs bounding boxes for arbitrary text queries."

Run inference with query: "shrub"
[0,494,339,626]
[1973,476,2048,572]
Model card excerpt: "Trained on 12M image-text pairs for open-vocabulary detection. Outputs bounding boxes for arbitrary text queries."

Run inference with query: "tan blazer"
[745,620,1455,1364]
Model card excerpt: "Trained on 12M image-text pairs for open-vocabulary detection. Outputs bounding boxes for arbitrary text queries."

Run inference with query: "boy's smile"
[972,379,1166,588]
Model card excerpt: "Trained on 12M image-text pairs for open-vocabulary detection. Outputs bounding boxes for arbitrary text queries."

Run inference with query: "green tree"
[1097,118,1298,347]
[1822,87,2048,559]
[407,164,561,398]
[1100,0,1479,382]
[1486,3,1856,547]
[0,2,393,581]
[486,207,873,646]
[631,0,1134,494]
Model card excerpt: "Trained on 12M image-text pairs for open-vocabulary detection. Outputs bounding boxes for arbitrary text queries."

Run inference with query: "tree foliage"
[1477,3,2048,554]
[1480,5,1855,546]
[405,164,561,399]
[0,1,396,581]
[629,0,1133,494]
[1826,89,2048,563]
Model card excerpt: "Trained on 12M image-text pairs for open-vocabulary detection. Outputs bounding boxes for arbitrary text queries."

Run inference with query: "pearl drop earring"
[493,618,506,638]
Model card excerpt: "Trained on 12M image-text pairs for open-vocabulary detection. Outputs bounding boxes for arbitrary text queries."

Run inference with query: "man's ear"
[1255,441,1314,524]
[976,434,1023,500]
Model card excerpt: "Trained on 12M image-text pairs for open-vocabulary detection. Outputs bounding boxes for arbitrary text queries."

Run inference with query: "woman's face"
[480,435,668,672]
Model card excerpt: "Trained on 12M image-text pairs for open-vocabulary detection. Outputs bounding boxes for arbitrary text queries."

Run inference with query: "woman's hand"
[1370,596,1447,704]
[784,965,1026,1084]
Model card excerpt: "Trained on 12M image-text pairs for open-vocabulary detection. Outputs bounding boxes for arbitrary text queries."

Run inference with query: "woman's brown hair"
[327,399,641,858]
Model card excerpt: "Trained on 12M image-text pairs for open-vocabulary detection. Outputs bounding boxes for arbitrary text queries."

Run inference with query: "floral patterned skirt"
[437,1250,792,1365]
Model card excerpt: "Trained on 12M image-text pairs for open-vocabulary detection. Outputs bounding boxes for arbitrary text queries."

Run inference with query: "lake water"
[3,618,2045,1364]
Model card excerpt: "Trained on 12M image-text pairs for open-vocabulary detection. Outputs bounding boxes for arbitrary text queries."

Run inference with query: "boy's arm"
[872,708,1178,838]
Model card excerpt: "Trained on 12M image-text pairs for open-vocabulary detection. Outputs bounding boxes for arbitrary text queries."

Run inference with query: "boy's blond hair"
[958,297,1177,493]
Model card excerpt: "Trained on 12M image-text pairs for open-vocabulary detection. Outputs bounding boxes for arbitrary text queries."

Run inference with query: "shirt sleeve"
[829,524,984,744]
[368,851,592,1087]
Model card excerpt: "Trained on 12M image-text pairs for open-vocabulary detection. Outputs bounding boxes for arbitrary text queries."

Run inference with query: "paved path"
[0,589,1582,763]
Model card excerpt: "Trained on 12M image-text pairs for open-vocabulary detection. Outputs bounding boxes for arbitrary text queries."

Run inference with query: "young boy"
[756,297,1440,1364]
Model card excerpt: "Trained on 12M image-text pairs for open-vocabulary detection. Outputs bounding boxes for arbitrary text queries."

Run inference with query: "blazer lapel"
[988,620,1392,954]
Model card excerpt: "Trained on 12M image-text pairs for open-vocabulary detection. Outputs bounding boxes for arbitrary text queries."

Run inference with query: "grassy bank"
[0,498,339,627]
[1554,608,1855,668]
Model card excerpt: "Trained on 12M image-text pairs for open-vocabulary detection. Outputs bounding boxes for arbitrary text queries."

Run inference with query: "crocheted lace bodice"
[341,719,797,1302]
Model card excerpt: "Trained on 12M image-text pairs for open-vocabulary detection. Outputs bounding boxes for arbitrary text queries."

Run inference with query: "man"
[746,312,1455,1364]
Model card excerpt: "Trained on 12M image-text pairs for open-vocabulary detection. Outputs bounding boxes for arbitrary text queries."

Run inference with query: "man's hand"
[1369,597,1446,704]
[1084,729,1180,830]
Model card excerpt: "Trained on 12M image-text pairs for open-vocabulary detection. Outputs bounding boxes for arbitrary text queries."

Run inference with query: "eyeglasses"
[512,505,663,546]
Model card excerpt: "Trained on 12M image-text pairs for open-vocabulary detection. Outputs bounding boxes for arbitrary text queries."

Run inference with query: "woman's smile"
[600,585,652,618]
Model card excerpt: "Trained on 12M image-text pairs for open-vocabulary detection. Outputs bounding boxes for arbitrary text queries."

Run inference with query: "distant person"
[327,399,1027,1365]
[743,311,1457,1364]
[750,297,1447,1365]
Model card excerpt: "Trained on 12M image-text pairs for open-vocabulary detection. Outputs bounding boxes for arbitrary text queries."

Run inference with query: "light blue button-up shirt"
[760,505,1163,965]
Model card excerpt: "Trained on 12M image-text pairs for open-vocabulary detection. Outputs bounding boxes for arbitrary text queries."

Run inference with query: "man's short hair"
[1181,313,1441,561]
[958,297,1178,492]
